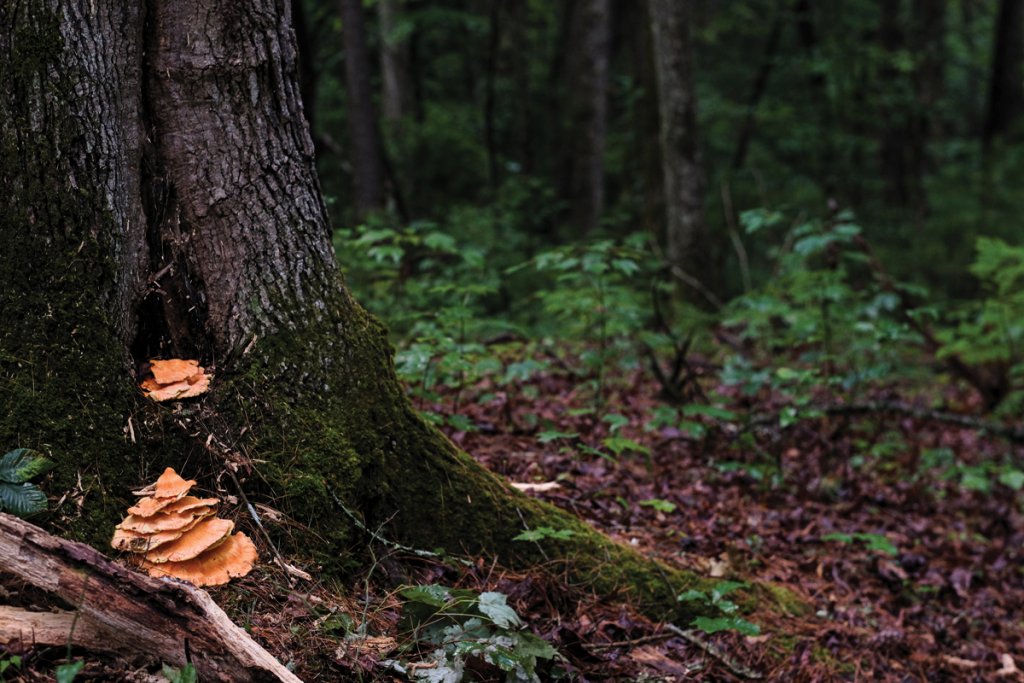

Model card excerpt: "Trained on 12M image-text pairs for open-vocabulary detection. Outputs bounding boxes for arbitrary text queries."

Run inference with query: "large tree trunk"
[648,0,711,298]
[0,0,729,624]
[339,0,386,215]
[984,0,1024,146]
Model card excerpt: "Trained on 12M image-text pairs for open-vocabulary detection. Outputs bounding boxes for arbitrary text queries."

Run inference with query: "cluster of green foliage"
[0,448,54,517]
[395,584,558,682]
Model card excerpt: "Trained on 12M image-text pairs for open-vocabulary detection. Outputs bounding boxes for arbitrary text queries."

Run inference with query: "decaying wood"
[0,512,301,683]
[0,606,122,651]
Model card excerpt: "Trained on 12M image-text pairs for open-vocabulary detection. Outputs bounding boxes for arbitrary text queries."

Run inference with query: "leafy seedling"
[678,581,761,636]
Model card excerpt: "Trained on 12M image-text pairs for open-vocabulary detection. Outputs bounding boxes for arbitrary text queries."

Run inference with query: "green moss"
[756,582,810,617]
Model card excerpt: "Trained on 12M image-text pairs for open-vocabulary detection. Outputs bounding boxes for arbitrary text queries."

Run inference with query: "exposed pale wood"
[0,512,301,683]
[0,606,121,651]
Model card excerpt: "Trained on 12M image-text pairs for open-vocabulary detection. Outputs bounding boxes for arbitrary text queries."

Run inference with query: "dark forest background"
[294,0,1024,419]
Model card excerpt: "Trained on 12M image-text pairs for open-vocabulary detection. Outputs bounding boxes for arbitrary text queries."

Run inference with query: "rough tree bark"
[339,0,386,214]
[0,0,740,624]
[648,0,711,298]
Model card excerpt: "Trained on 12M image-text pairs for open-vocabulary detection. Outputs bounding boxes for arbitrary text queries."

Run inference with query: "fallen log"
[0,606,121,652]
[0,512,301,682]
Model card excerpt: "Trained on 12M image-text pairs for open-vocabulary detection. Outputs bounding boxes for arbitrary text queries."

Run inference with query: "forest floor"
[3,353,1023,682]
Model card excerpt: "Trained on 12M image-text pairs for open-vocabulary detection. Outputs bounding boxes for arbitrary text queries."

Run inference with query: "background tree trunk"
[378,0,413,126]
[0,0,722,623]
[339,0,386,215]
[566,0,610,235]
[648,0,711,298]
[984,0,1024,146]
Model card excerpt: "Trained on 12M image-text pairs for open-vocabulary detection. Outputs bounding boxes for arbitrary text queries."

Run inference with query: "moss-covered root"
[240,376,797,624]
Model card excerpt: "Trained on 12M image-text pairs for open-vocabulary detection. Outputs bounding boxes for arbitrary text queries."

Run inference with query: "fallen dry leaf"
[511,481,562,492]
[996,654,1021,678]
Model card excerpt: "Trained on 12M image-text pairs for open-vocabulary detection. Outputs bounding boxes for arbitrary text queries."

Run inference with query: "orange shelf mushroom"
[111,467,257,586]
[139,359,212,402]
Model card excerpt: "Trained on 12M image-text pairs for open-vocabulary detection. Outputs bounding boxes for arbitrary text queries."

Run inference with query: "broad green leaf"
[639,499,676,513]
[478,592,521,629]
[401,584,451,608]
[514,631,557,660]
[0,449,55,484]
[677,589,708,603]
[691,616,761,636]
[601,437,650,456]
[537,430,578,443]
[0,482,48,517]
[681,404,738,421]
[161,663,198,683]
[710,581,747,601]
[999,470,1024,491]
[55,660,84,683]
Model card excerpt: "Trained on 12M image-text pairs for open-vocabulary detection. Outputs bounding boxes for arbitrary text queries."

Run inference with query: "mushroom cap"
[111,526,185,553]
[141,361,211,401]
[118,507,215,534]
[142,517,234,563]
[143,532,258,586]
[153,468,196,499]
[149,359,202,385]
[128,495,218,518]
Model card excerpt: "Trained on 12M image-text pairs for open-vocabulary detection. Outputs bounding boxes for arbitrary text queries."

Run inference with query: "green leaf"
[55,660,84,683]
[477,592,521,629]
[710,581,747,601]
[681,404,738,421]
[537,430,578,443]
[161,663,198,683]
[677,589,708,604]
[601,437,650,456]
[639,498,676,513]
[0,482,48,517]
[999,470,1024,491]
[0,449,55,484]
[856,533,898,556]
[691,616,761,636]
[514,631,558,660]
[401,584,451,608]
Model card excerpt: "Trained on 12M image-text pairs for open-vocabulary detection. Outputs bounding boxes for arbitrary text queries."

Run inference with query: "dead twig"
[746,401,1024,443]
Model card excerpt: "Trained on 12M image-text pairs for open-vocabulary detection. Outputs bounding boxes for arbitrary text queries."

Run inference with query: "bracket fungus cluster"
[112,468,257,586]
[140,359,211,402]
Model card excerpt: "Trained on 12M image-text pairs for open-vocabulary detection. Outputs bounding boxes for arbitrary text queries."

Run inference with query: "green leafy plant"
[822,532,898,556]
[396,584,557,682]
[510,237,654,405]
[0,654,22,682]
[677,581,760,636]
[0,448,55,517]
[936,237,1024,410]
[161,663,198,683]
[54,660,84,683]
